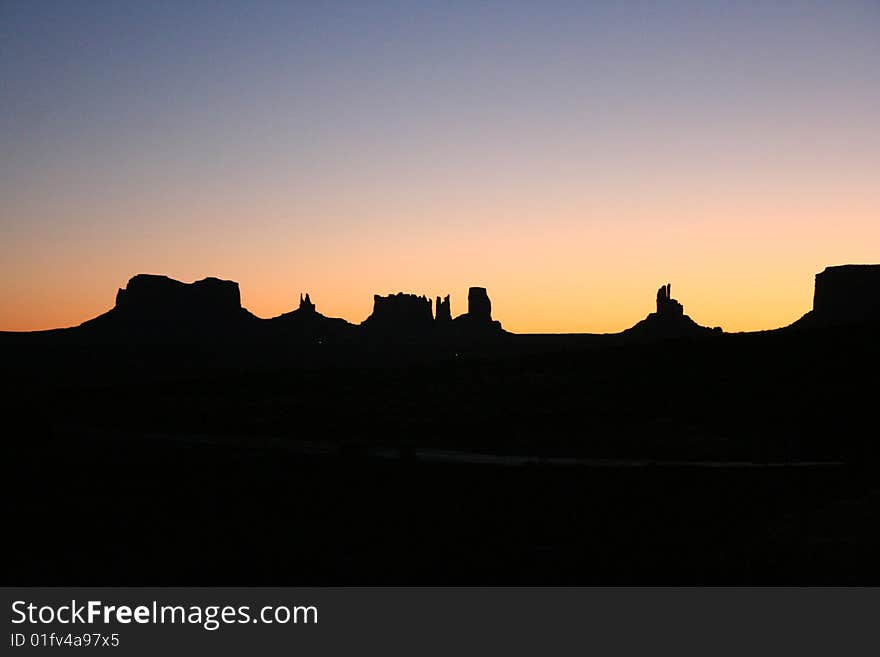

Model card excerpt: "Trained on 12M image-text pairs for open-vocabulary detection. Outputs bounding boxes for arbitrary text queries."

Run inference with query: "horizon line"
[4,262,876,336]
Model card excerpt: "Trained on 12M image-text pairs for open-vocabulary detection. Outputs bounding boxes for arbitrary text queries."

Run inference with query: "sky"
[2,0,878,333]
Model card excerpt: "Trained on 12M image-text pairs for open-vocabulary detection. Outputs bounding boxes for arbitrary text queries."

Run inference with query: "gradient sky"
[2,1,878,333]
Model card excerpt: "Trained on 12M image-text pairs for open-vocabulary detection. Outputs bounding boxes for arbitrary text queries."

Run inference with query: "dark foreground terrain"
[3,324,879,584]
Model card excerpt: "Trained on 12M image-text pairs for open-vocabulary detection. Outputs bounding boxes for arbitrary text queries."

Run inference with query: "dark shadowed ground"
[3,325,879,584]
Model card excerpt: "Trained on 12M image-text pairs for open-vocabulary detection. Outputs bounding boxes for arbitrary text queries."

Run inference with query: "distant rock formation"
[64,276,508,344]
[807,265,880,326]
[79,275,357,343]
[362,292,434,332]
[299,293,316,314]
[656,283,683,316]
[435,295,451,322]
[270,291,355,341]
[275,291,320,320]
[79,274,258,341]
[468,287,492,321]
[452,287,504,333]
[360,287,504,336]
[624,282,721,340]
[7,264,879,346]
[113,274,244,319]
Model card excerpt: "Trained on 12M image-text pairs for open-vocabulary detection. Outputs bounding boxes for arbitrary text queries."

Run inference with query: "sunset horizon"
[3,260,874,335]
[3,2,878,334]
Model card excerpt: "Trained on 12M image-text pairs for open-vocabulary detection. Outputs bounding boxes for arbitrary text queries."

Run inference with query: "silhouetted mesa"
[804,265,880,327]
[114,274,244,318]
[79,274,258,340]
[362,292,434,332]
[435,295,452,322]
[624,282,721,340]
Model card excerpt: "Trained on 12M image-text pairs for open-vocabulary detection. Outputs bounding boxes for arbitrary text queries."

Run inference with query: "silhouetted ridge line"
[61,275,507,344]
[3,263,879,343]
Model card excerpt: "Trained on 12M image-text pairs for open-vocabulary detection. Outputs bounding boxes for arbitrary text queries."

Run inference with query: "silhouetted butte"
[623,283,721,340]
[791,264,880,328]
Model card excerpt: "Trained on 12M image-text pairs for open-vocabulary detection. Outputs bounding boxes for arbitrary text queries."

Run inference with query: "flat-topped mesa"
[811,265,880,326]
[656,283,684,316]
[75,273,260,341]
[435,295,452,322]
[362,292,434,331]
[114,274,243,319]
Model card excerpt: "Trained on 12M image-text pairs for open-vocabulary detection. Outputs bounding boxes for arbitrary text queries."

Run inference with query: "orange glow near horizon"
[3,3,878,333]
[3,186,878,334]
